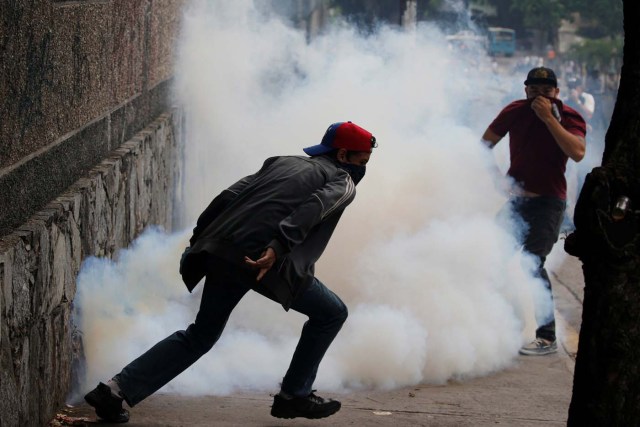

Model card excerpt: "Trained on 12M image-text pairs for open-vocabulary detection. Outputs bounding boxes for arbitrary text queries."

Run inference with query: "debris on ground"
[48,413,94,426]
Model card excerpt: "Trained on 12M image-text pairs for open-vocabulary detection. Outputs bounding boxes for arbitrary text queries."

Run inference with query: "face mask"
[340,162,366,184]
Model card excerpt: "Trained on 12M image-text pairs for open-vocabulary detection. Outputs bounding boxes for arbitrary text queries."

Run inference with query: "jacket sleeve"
[267,170,356,257]
[190,157,278,245]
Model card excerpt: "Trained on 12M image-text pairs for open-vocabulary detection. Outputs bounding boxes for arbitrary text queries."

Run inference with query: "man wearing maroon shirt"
[481,67,587,356]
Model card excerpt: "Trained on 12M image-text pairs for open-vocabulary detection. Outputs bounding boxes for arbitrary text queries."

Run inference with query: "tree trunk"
[566,0,640,425]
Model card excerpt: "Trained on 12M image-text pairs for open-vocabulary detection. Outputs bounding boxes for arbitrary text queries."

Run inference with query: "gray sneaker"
[519,338,557,356]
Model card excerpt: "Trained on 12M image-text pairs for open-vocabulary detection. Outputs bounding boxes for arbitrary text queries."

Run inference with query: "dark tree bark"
[566,0,640,425]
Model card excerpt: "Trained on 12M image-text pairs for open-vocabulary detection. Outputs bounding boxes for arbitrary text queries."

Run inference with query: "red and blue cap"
[303,121,377,156]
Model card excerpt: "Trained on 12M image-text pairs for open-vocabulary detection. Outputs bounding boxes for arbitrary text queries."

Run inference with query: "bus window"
[488,27,516,57]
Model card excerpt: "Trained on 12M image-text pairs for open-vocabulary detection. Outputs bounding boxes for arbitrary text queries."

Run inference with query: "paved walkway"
[54,352,574,426]
[53,256,584,426]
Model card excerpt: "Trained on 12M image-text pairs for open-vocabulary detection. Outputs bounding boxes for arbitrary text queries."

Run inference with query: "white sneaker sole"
[519,347,558,356]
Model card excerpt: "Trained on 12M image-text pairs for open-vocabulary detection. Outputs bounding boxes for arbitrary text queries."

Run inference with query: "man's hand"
[531,96,555,123]
[244,247,276,281]
[530,96,586,162]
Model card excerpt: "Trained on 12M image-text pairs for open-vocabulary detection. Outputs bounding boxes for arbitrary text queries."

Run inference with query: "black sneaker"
[84,382,130,423]
[271,391,341,419]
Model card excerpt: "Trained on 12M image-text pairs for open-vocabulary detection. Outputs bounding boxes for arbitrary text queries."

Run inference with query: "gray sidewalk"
[56,351,574,426]
[54,256,583,426]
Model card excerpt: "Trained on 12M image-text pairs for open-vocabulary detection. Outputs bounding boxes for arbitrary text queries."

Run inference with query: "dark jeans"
[114,257,348,406]
[509,196,565,342]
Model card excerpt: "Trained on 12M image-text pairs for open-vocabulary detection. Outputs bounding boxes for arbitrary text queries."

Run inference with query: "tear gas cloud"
[75,0,561,397]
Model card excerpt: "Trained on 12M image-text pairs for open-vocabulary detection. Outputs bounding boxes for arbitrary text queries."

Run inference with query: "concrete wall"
[0,0,186,424]
[0,0,185,237]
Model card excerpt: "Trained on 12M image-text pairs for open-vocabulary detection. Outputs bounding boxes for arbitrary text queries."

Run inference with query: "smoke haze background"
[75,0,563,398]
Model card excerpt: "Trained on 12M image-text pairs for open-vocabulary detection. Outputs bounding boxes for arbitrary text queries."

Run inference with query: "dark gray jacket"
[181,155,356,310]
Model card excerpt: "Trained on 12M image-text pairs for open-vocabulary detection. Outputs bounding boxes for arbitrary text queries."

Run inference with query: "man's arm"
[481,128,502,148]
[531,96,586,162]
[267,170,356,258]
[480,126,511,194]
[245,169,356,281]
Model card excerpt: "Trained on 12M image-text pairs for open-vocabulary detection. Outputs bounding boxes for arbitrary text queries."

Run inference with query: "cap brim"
[303,144,334,156]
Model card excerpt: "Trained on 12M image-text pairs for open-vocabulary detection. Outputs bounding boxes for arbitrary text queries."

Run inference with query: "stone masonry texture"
[0,111,184,426]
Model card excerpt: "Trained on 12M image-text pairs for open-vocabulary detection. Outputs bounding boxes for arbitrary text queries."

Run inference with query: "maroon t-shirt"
[488,98,586,200]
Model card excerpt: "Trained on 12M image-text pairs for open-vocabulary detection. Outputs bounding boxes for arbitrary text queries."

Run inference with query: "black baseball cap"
[524,67,557,87]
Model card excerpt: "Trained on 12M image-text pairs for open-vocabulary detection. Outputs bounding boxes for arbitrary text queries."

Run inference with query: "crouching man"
[84,121,378,422]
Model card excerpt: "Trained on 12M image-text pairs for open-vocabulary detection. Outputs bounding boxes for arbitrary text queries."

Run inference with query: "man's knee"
[317,299,348,330]
[182,324,220,354]
[333,301,348,325]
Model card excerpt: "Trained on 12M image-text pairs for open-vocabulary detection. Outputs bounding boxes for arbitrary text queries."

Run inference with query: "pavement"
[52,255,585,427]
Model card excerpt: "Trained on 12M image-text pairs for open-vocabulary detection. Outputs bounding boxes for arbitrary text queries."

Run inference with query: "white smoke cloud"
[75,0,559,399]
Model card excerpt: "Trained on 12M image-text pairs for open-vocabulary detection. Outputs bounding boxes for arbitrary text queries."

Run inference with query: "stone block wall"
[0,1,186,424]
[0,110,183,426]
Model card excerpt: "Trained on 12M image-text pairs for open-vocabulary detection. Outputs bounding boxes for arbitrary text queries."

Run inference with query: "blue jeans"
[114,257,348,406]
[509,196,566,342]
